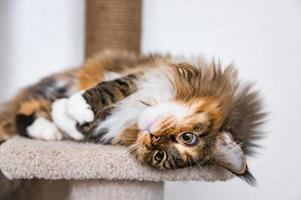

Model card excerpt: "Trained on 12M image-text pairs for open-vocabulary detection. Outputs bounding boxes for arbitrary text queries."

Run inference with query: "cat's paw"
[27,117,63,141]
[52,98,84,140]
[66,91,94,125]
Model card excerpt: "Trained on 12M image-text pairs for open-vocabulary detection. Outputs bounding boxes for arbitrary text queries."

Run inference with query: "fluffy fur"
[0,51,266,185]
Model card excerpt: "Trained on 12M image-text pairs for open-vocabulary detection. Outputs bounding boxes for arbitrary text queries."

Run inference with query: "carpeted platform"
[0,136,232,182]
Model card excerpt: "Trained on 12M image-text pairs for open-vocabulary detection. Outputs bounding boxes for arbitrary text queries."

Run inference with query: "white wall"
[0,0,85,101]
[0,0,301,199]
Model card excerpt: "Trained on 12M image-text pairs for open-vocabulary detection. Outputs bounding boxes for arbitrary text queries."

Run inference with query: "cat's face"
[130,99,248,175]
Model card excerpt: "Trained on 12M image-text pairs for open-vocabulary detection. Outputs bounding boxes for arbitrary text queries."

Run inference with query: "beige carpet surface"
[0,136,233,182]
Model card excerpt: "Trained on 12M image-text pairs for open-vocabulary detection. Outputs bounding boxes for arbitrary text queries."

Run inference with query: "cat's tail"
[0,91,26,142]
[0,103,17,142]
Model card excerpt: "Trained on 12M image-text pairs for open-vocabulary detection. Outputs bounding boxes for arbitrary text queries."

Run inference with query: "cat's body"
[0,51,265,184]
[0,51,165,140]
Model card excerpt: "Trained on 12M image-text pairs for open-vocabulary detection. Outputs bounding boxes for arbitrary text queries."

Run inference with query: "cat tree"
[0,1,233,199]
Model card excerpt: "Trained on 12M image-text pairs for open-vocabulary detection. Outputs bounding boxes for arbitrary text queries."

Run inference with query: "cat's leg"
[65,91,95,125]
[0,105,16,141]
[51,73,140,141]
[15,74,78,141]
[51,98,85,140]
[67,74,139,124]
[16,99,63,140]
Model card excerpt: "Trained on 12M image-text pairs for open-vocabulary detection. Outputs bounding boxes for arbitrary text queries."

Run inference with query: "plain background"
[0,0,300,199]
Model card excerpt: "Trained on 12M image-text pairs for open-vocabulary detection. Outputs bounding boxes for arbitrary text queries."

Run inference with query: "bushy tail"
[0,104,16,142]
[0,91,26,142]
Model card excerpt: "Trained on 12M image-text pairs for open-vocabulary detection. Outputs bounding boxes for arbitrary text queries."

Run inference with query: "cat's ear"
[212,132,247,175]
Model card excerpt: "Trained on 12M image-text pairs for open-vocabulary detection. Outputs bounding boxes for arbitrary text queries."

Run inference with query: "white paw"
[52,99,85,141]
[27,117,63,141]
[66,91,94,125]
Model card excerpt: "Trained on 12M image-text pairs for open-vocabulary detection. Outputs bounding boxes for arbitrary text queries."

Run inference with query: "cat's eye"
[179,132,198,146]
[150,134,160,142]
[154,150,166,162]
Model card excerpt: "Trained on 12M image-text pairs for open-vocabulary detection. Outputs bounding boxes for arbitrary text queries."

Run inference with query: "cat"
[0,51,266,185]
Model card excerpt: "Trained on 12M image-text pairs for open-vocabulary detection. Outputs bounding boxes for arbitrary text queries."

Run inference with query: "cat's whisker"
[128,142,141,152]
[190,157,203,170]
[128,140,145,162]
[128,144,136,150]
[129,153,140,166]
[187,156,193,167]
[129,150,139,159]
[129,141,141,148]
[237,141,244,148]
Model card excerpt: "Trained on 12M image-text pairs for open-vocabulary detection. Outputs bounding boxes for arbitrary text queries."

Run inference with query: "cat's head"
[128,62,265,184]
[132,99,247,171]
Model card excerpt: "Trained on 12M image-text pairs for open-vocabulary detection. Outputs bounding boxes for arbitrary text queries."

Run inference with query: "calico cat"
[0,51,265,185]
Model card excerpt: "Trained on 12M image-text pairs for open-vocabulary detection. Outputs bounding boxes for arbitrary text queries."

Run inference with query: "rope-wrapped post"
[85,0,142,57]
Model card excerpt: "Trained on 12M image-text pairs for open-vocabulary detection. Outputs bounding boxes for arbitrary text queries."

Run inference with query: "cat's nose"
[150,134,160,142]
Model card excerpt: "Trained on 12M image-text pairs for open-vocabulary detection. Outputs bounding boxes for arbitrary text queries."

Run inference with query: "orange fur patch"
[112,124,139,145]
[77,65,105,90]
[17,99,51,119]
[0,120,15,140]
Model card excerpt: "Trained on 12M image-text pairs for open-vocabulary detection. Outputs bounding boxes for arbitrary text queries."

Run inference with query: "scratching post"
[85,0,142,57]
